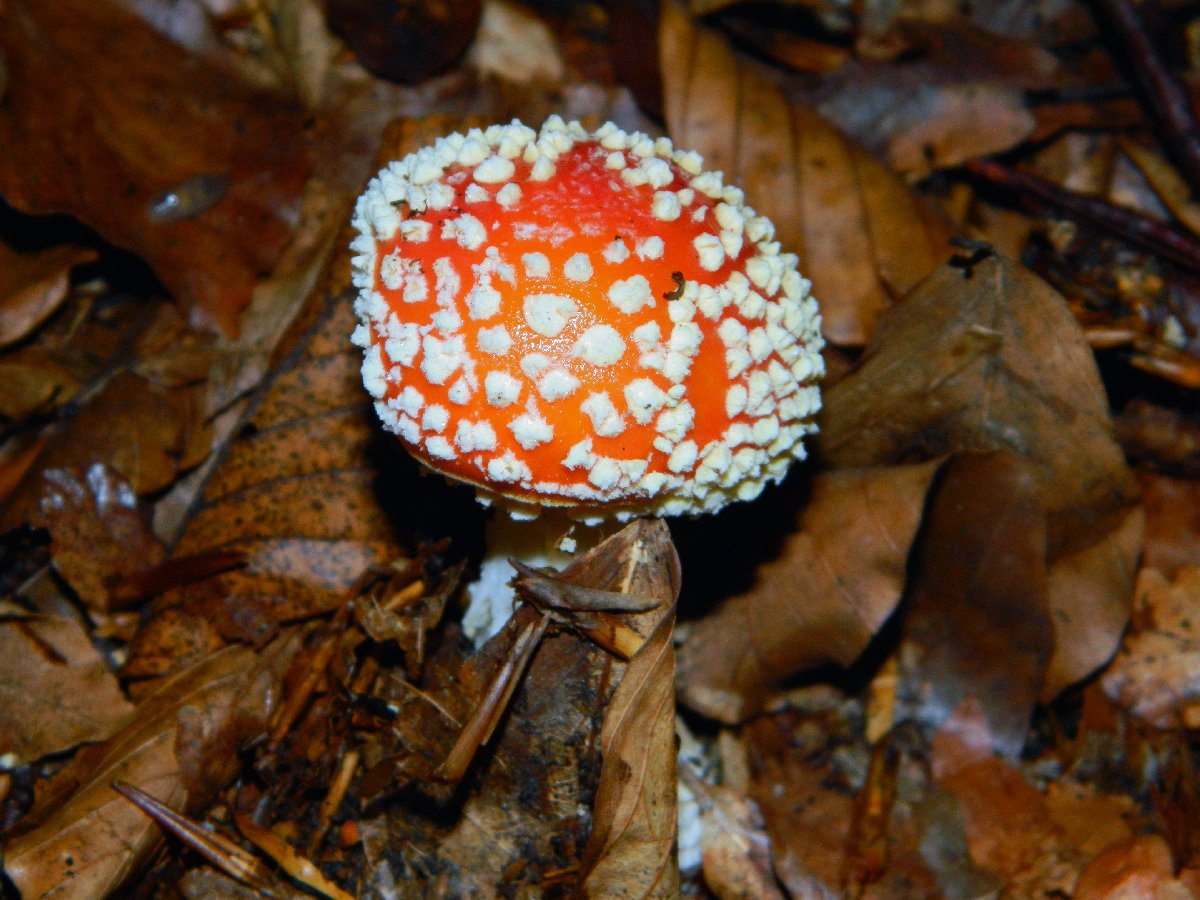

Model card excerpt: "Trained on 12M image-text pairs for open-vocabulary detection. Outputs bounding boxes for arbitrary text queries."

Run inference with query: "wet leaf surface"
[0,0,309,335]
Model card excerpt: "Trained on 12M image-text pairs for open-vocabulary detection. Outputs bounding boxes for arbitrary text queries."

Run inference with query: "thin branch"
[965,158,1200,273]
[1089,0,1200,195]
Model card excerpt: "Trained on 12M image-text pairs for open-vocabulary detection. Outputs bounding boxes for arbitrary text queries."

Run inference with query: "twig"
[965,158,1200,273]
[1089,0,1200,195]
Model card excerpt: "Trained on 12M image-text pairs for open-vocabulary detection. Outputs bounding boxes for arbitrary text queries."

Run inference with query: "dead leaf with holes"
[659,0,958,346]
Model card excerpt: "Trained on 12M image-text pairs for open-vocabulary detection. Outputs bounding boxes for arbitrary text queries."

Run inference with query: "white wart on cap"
[350,116,824,521]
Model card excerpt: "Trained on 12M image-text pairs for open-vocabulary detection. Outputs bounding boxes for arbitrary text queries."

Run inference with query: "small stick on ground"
[965,158,1200,273]
[1089,0,1200,196]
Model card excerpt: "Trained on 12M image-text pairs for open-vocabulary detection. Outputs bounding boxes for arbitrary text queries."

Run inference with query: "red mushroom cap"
[350,117,823,521]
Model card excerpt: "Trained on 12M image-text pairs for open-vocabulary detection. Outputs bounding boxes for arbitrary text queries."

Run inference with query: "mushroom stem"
[462,508,615,644]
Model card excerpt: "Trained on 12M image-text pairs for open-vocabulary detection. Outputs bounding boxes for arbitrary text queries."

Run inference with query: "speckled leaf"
[0,0,309,335]
[659,0,957,346]
[122,118,488,680]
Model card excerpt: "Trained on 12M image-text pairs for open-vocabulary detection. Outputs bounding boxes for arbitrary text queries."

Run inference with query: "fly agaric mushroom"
[350,117,823,640]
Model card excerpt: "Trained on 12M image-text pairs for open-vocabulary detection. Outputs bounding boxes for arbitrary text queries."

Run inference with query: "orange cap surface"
[351,118,823,520]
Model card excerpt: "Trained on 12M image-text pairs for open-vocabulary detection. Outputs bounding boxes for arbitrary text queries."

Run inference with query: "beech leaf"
[677,460,941,723]
[896,452,1053,758]
[0,0,309,335]
[819,252,1142,693]
[0,614,135,764]
[659,0,957,345]
[579,602,679,898]
[0,243,97,349]
[2,638,297,900]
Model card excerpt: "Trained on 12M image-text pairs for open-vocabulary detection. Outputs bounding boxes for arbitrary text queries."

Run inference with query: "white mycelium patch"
[351,115,825,520]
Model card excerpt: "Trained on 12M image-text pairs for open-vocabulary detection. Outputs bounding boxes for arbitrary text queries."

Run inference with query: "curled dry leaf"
[1101,567,1200,729]
[578,602,679,898]
[2,638,298,900]
[0,0,309,336]
[659,0,957,346]
[677,460,941,723]
[896,452,1053,758]
[819,252,1142,695]
[0,242,97,349]
[0,614,134,765]
[359,520,679,895]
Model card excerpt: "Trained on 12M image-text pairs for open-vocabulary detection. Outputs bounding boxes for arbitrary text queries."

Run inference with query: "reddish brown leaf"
[1140,472,1200,575]
[0,243,97,348]
[0,0,309,335]
[929,702,1080,896]
[677,460,941,723]
[1074,835,1192,899]
[896,452,1052,757]
[659,0,958,346]
[1101,567,1200,729]
[25,464,165,613]
[818,252,1142,694]
[0,614,134,764]
[2,638,298,900]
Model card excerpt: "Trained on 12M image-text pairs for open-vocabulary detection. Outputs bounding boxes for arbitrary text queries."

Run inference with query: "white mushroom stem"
[461,507,615,645]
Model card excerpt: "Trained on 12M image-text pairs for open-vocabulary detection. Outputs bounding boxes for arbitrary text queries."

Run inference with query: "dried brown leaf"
[579,603,679,898]
[363,520,679,895]
[677,461,940,723]
[0,243,97,348]
[123,118,493,678]
[688,776,784,900]
[815,23,1055,178]
[27,464,165,613]
[0,347,81,421]
[929,702,1080,895]
[2,638,297,899]
[1140,472,1200,575]
[896,452,1052,757]
[0,0,309,335]
[1074,835,1192,899]
[1101,567,1200,729]
[659,0,957,346]
[0,614,134,764]
[819,252,1142,693]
